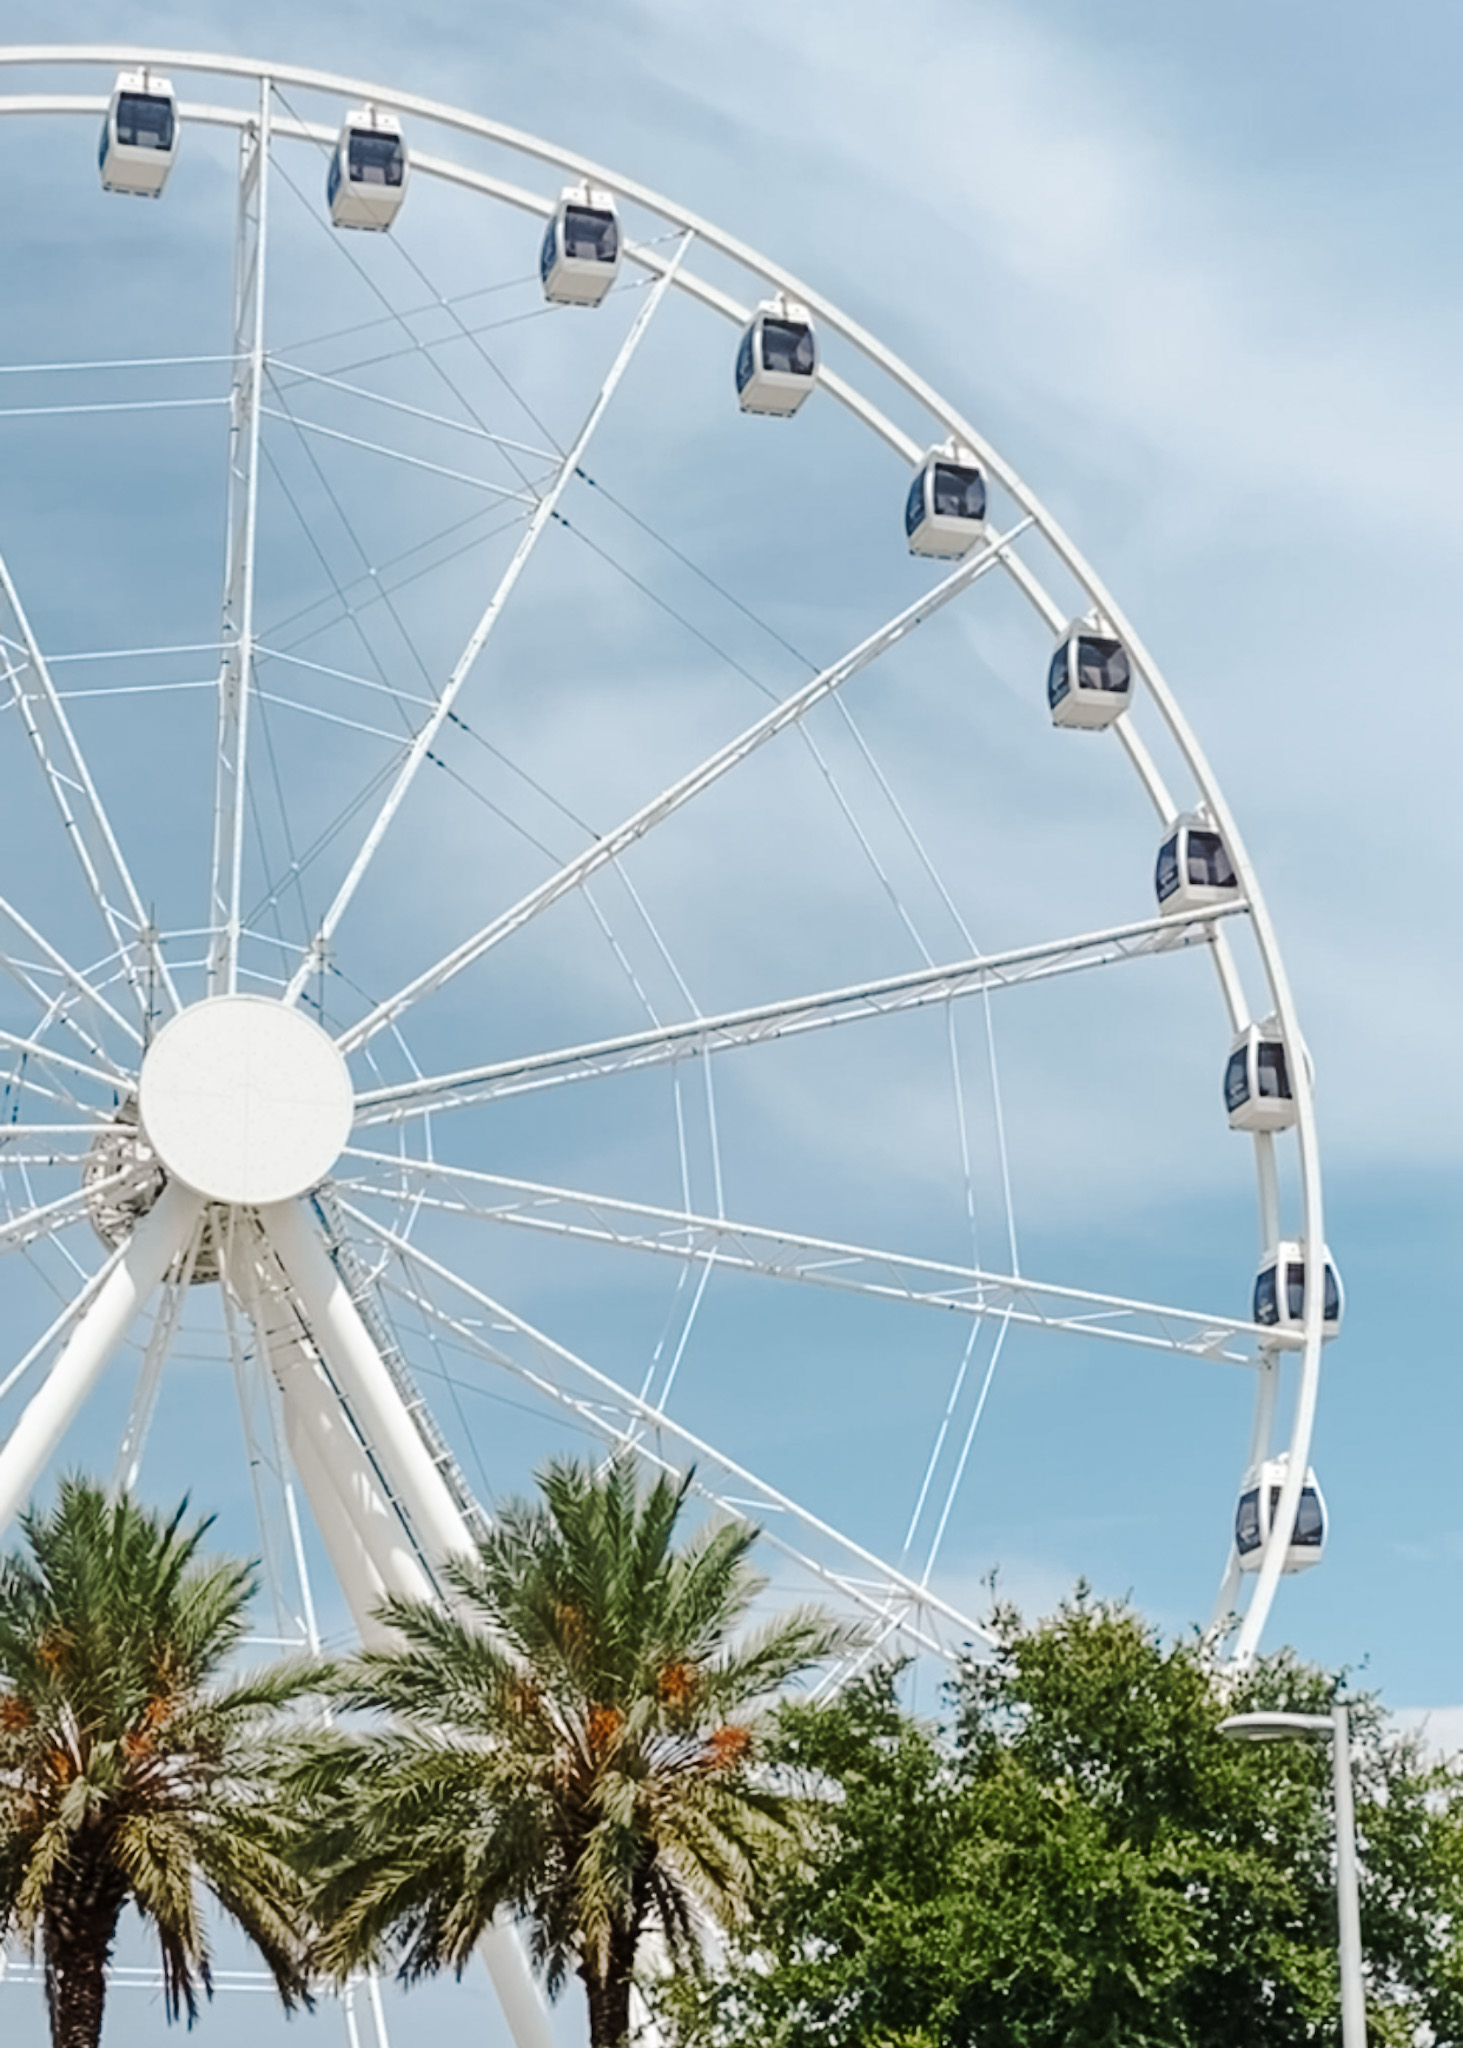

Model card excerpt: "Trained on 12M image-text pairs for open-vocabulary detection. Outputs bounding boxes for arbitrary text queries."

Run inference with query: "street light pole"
[1330,1702,1366,2048]
[1217,1706,1367,2048]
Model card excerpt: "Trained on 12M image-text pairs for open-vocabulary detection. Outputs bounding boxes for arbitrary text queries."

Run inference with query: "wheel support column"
[0,1179,203,1534]
[259,1196,555,2048]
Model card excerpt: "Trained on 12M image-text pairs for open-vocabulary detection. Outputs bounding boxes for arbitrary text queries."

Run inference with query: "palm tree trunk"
[580,1932,638,2048]
[44,1859,125,2048]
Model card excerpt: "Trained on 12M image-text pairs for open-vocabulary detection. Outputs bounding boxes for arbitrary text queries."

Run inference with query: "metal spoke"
[0,1029,129,1096]
[0,1176,132,1259]
[0,894,141,1059]
[0,556,176,1024]
[282,232,694,1006]
[0,1244,124,1408]
[352,905,1246,1125]
[0,1180,203,1533]
[341,1200,992,1660]
[207,74,272,997]
[336,518,1030,1056]
[340,1156,1268,1366]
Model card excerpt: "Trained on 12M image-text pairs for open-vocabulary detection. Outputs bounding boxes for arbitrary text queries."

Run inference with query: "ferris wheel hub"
[137,996,353,1205]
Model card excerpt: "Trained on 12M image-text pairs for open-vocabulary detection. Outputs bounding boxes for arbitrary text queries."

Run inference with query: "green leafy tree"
[0,1479,318,2048]
[297,1455,853,2048]
[663,1589,1463,2048]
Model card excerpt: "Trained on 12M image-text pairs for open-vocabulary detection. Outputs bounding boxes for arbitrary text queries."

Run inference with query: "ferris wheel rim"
[0,42,1329,1663]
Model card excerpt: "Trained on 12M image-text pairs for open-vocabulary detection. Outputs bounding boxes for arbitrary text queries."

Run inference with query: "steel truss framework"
[0,44,1332,2046]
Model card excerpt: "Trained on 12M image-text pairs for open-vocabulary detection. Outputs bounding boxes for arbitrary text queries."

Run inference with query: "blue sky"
[0,4,1459,2042]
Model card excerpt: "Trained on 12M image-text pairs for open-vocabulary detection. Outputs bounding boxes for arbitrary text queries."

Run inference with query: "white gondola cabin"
[1047,622,1132,730]
[98,71,178,198]
[328,108,408,231]
[1154,814,1240,917]
[1224,1023,1297,1133]
[1234,1455,1327,1573]
[905,448,987,558]
[735,301,817,416]
[1253,1241,1343,1339]
[540,187,621,305]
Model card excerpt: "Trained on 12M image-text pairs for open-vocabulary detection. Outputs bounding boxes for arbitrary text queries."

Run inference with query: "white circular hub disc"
[138,997,353,1205]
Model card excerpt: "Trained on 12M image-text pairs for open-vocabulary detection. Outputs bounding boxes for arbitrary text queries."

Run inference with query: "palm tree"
[0,1477,318,2047]
[300,1455,854,2048]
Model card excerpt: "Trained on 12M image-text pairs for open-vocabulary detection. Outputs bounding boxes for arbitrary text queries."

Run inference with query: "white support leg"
[271,1338,434,1616]
[225,1231,428,1633]
[259,1198,473,1566]
[0,1179,202,1532]
[258,1197,554,2048]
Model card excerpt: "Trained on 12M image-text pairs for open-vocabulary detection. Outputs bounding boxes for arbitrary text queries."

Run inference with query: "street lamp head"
[1218,1710,1336,1742]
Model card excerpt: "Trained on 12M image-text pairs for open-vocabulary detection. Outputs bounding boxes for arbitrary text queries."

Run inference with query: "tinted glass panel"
[930,462,985,521]
[1253,1265,1279,1325]
[1047,645,1071,707]
[1075,635,1130,694]
[1284,1261,1307,1322]
[1293,1487,1325,1546]
[1256,1041,1291,1099]
[735,327,755,393]
[1323,1264,1340,1322]
[562,206,618,262]
[540,217,557,282]
[1186,829,1237,889]
[348,131,405,186]
[1224,1047,1250,1113]
[116,93,174,150]
[761,319,815,376]
[1235,1488,1262,1553]
[1155,835,1180,902]
[905,472,925,538]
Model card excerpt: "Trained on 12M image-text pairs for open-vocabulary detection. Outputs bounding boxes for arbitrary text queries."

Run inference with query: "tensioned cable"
[274,268,535,360]
[259,401,538,503]
[383,1252,500,1506]
[188,119,1012,1553]
[247,241,735,1178]
[368,196,566,461]
[265,99,549,495]
[295,296,575,391]
[258,434,429,724]
[553,476,1017,1557]
[244,684,311,985]
[263,367,450,695]
[259,497,528,651]
[269,358,557,464]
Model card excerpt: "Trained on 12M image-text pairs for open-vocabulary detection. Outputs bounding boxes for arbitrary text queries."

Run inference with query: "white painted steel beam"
[0,1178,202,1532]
[0,42,1322,1667]
[207,77,271,997]
[237,1242,434,1617]
[0,893,140,1057]
[0,555,178,1025]
[341,1199,992,1660]
[282,230,694,1007]
[335,519,1030,1057]
[0,1175,137,1258]
[254,1200,555,2048]
[340,1159,1270,1367]
[352,905,1247,1126]
[258,1196,472,1568]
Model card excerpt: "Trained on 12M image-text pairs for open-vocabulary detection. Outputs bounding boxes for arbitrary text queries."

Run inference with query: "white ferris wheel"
[0,47,1336,2023]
